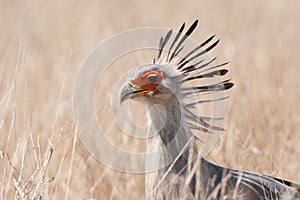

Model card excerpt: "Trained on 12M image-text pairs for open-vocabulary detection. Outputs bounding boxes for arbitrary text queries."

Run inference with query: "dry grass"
[0,0,299,199]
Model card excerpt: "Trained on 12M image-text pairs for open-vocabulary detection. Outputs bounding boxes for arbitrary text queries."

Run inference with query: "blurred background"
[0,0,299,199]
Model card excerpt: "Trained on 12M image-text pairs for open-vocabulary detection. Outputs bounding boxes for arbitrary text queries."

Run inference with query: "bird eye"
[147,74,159,83]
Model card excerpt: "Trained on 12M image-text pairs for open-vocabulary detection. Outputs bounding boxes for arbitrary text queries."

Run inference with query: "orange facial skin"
[129,70,164,95]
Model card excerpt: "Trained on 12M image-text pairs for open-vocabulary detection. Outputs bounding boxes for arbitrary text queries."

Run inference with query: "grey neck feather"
[145,94,195,199]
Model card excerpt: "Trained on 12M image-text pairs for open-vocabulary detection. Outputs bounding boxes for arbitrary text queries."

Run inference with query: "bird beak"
[119,82,150,104]
[120,82,134,104]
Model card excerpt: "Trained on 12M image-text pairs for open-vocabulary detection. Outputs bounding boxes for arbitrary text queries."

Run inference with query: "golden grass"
[0,0,299,199]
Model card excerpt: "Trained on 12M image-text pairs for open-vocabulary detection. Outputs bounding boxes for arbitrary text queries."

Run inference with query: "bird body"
[119,20,300,199]
[200,158,299,199]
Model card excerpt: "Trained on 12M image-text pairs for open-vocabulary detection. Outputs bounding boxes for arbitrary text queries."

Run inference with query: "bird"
[119,20,300,199]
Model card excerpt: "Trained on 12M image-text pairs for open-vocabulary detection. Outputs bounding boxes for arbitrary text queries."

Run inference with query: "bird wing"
[200,158,300,199]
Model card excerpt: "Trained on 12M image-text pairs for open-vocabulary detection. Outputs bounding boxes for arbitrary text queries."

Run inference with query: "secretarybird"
[119,20,300,199]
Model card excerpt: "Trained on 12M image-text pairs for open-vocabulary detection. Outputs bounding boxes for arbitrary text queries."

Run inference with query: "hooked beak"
[119,82,154,104]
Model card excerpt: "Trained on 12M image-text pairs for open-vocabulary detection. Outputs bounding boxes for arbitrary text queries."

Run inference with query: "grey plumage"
[119,20,300,199]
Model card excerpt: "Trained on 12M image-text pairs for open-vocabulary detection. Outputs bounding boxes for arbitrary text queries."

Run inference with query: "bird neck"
[145,94,195,198]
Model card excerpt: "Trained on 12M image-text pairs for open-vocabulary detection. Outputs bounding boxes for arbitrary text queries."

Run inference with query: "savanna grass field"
[0,1,300,199]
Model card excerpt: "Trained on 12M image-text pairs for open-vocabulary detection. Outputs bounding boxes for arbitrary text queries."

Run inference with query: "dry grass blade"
[14,142,53,199]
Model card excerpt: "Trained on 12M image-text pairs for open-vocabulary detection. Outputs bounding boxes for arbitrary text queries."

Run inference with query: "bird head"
[119,20,233,133]
[120,64,182,105]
